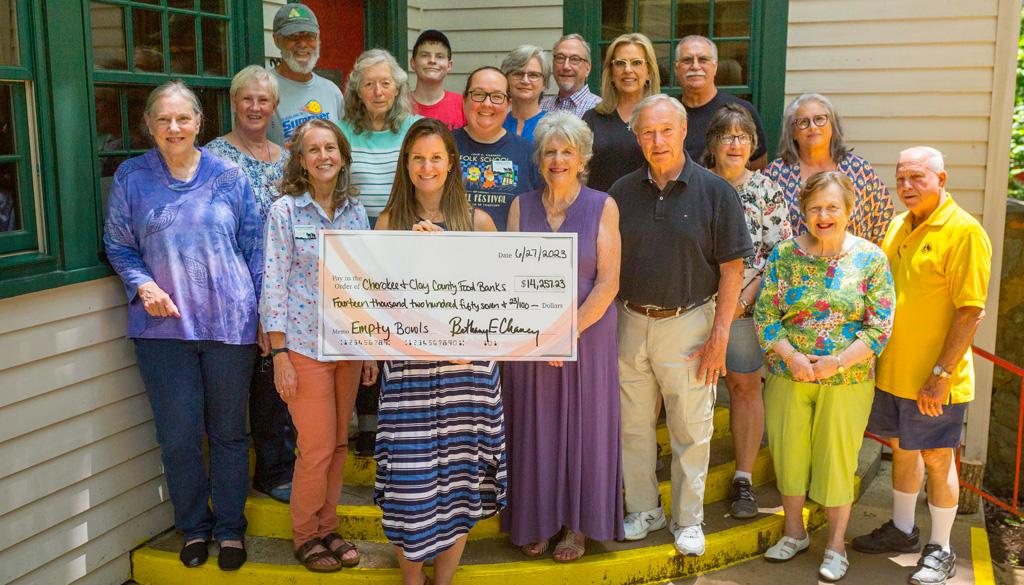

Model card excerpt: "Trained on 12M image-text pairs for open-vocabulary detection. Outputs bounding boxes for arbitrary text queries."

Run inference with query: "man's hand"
[687,333,728,387]
[917,374,951,417]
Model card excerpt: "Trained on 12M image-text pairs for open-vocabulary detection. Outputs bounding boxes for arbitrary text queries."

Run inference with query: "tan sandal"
[321,532,360,567]
[294,538,341,573]
[552,531,585,563]
[519,539,550,557]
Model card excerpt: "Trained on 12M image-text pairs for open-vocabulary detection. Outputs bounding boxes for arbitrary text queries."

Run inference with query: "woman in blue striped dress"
[374,118,505,585]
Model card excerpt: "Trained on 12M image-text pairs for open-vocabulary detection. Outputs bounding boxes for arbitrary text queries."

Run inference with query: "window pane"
[132,8,165,73]
[0,84,13,155]
[652,42,670,90]
[127,85,158,149]
[675,0,710,38]
[195,87,223,146]
[201,18,227,76]
[601,0,634,41]
[715,39,749,86]
[98,155,125,217]
[0,0,19,67]
[637,0,669,42]
[714,0,750,37]
[169,13,197,74]
[0,161,20,232]
[167,0,195,9]
[200,0,225,15]
[95,86,123,152]
[91,2,128,70]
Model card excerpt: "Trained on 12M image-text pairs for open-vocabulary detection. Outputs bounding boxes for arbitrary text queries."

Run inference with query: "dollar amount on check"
[318,231,578,360]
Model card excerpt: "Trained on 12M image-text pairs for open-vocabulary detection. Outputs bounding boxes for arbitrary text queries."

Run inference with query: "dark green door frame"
[561,0,788,159]
[365,0,408,59]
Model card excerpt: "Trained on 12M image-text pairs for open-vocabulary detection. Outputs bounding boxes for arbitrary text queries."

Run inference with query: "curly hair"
[343,49,413,136]
[279,119,359,208]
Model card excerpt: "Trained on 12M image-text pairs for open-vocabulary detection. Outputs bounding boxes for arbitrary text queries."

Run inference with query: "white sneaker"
[671,521,706,556]
[623,507,667,541]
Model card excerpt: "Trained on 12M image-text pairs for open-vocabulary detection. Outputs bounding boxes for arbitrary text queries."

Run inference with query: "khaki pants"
[617,301,716,526]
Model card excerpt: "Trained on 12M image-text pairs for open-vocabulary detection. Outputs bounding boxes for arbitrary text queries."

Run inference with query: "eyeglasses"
[553,54,588,66]
[611,58,646,70]
[282,32,317,44]
[718,133,752,145]
[467,89,508,105]
[676,56,715,66]
[509,70,545,82]
[794,114,830,130]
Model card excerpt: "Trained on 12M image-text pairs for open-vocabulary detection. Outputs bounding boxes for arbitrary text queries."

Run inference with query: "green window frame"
[563,0,789,158]
[0,0,263,298]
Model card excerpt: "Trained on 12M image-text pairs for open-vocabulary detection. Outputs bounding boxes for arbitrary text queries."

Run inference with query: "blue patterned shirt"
[104,148,264,344]
[205,136,288,225]
[261,192,370,359]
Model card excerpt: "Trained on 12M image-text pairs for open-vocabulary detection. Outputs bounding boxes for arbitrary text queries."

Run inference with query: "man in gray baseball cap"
[267,3,344,146]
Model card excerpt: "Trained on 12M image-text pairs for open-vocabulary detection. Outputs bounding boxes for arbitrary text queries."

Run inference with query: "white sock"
[734,471,752,483]
[928,502,958,552]
[892,489,919,535]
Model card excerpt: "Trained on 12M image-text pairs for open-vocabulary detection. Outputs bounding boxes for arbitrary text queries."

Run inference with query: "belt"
[620,297,709,319]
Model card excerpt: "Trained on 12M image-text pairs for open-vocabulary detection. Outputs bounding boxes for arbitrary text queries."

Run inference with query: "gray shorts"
[726,317,764,375]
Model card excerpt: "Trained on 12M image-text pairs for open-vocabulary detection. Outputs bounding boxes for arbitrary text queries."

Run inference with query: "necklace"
[543,185,580,219]
[237,131,272,163]
[417,205,444,222]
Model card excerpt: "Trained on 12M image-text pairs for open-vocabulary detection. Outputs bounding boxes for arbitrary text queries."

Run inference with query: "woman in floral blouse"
[765,93,894,246]
[753,171,894,582]
[702,104,791,520]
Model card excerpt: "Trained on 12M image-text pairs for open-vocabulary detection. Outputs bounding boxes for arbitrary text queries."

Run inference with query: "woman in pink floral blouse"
[702,103,791,520]
[753,171,894,582]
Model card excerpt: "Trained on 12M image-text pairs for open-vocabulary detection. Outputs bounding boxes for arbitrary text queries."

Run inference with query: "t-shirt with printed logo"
[453,128,541,231]
[267,70,344,147]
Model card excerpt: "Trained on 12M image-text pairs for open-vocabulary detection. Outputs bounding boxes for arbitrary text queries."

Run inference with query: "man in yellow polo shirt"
[852,146,991,585]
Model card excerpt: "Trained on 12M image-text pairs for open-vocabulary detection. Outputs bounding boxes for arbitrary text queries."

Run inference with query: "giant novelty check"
[318,231,578,360]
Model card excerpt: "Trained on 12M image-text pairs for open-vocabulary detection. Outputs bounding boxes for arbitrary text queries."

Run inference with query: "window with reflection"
[600,0,755,98]
[89,0,233,209]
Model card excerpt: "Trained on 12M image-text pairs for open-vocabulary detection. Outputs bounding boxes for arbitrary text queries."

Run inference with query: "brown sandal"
[294,538,341,573]
[552,530,585,563]
[321,532,361,567]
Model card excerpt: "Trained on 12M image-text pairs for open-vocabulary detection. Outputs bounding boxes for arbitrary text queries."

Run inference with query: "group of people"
[102,6,992,585]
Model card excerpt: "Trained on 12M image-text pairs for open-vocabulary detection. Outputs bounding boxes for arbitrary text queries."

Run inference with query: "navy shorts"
[865,388,967,450]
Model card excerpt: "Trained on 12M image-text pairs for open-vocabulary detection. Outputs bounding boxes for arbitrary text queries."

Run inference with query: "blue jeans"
[249,354,296,493]
[134,338,256,542]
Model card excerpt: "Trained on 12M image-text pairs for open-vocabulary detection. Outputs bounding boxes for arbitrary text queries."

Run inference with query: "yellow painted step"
[243,444,774,542]
[132,498,831,585]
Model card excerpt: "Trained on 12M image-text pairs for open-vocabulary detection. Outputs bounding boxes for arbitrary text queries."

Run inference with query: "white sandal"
[764,534,810,562]
[819,549,849,582]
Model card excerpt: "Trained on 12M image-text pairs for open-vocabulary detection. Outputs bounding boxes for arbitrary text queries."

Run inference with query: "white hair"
[899,146,945,173]
[675,35,718,62]
[630,93,687,135]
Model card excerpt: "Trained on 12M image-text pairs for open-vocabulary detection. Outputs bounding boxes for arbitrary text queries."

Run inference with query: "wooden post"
[958,458,986,514]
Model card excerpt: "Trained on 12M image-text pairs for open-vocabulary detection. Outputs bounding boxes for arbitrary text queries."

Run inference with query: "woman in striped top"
[374,118,504,585]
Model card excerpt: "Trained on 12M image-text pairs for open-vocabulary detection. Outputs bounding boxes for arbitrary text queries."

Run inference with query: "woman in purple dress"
[502,110,623,562]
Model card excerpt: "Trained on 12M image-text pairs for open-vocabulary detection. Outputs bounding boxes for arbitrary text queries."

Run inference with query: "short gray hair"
[532,110,594,182]
[230,65,280,105]
[675,35,717,62]
[899,146,945,173]
[500,45,552,98]
[553,33,591,63]
[343,48,413,136]
[776,93,849,166]
[144,80,202,122]
[630,93,687,135]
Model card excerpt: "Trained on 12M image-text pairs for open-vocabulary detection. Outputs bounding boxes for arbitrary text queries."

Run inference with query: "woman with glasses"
[582,33,660,192]
[765,93,893,246]
[500,45,551,142]
[702,104,791,520]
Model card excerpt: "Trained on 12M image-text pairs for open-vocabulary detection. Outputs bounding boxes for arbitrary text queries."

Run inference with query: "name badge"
[294,225,317,240]
[492,159,514,173]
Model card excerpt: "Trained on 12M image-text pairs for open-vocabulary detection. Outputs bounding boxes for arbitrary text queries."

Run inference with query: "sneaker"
[852,520,921,554]
[909,544,956,585]
[670,521,705,556]
[729,478,758,519]
[623,507,667,541]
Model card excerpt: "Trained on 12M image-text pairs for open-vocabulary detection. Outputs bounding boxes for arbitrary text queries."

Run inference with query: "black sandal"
[294,538,342,573]
[179,539,209,568]
[321,532,361,567]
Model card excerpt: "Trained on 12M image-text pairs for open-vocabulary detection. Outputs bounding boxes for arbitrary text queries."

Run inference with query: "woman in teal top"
[753,171,894,582]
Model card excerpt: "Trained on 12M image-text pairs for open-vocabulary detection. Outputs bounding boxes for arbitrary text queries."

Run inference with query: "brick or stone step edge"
[132,500,828,585]
[244,445,774,542]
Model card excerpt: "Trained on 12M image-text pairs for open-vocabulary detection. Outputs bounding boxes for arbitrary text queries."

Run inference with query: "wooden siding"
[263,0,286,62]
[0,277,172,585]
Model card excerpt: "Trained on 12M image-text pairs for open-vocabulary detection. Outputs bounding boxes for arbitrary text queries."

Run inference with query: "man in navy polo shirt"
[610,94,752,557]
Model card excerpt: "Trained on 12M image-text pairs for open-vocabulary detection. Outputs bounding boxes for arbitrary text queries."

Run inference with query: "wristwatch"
[269,348,288,358]
[836,354,845,374]
[932,364,951,378]
[738,297,751,316]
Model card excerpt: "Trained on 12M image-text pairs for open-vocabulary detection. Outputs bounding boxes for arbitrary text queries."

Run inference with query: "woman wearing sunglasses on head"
[765,93,893,246]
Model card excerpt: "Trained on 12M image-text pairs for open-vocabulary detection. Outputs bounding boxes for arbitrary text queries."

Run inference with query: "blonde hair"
[595,33,660,115]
